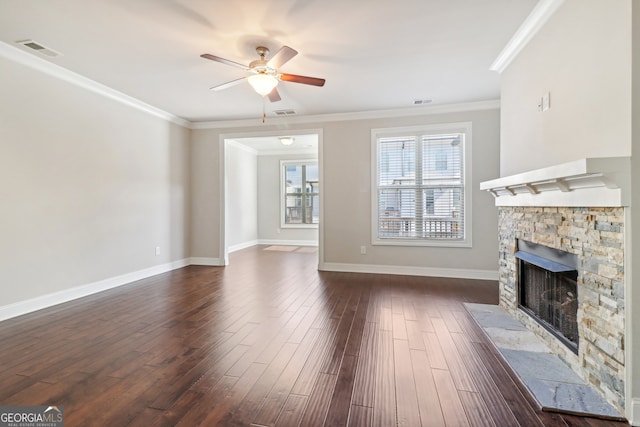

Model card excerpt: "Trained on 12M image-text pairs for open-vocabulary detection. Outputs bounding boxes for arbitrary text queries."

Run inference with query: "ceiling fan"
[200,46,325,102]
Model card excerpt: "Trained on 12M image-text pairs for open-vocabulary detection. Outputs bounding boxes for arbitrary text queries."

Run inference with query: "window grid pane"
[283,162,319,225]
[376,132,464,241]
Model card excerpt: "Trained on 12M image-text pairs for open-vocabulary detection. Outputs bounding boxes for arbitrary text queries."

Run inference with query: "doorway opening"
[220,130,322,268]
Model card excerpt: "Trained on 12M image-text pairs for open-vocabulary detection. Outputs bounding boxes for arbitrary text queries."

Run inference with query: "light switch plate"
[542,92,550,112]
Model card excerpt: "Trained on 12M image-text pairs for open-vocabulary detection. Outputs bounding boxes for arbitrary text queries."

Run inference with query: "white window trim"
[370,122,472,248]
[280,159,319,229]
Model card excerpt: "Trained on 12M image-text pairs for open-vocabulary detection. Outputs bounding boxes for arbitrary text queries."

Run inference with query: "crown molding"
[491,0,565,74]
[0,41,190,128]
[1,39,500,131]
[189,99,500,130]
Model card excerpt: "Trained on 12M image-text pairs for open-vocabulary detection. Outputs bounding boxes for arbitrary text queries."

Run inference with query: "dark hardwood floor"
[0,245,629,426]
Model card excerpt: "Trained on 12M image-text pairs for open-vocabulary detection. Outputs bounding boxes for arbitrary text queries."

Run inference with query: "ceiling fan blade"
[279,73,326,87]
[209,77,247,91]
[201,53,251,71]
[267,88,281,103]
[267,46,298,69]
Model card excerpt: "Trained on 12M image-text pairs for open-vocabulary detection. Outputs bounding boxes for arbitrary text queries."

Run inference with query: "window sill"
[372,238,472,248]
[281,224,319,230]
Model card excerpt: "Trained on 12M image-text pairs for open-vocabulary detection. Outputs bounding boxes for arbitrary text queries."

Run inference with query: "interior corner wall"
[257,153,319,244]
[0,55,191,309]
[190,128,222,261]
[226,143,258,249]
[500,0,633,177]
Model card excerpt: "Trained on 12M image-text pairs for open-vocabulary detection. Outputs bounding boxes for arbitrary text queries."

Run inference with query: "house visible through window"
[372,123,470,247]
[281,160,319,227]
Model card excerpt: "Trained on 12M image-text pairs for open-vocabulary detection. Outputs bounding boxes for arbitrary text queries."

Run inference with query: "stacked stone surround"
[498,206,625,412]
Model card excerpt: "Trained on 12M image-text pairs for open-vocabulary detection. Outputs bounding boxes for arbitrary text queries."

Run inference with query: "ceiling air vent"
[274,109,296,116]
[413,99,432,105]
[16,40,62,57]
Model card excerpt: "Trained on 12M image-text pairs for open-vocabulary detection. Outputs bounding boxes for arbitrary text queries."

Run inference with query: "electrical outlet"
[360,246,367,255]
[155,246,161,256]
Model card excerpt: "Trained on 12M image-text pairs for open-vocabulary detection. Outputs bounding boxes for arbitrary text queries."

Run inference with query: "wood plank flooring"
[0,246,630,426]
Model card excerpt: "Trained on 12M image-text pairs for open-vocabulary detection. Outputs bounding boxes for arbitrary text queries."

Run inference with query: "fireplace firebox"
[516,240,579,354]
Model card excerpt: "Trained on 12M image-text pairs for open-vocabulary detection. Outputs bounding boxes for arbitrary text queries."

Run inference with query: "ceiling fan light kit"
[248,73,278,96]
[279,136,294,146]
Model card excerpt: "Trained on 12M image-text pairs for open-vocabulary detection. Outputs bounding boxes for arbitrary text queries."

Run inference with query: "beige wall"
[0,55,191,307]
[190,107,500,276]
[190,129,222,261]
[322,111,499,272]
[190,132,321,262]
[226,142,258,248]
[500,0,632,176]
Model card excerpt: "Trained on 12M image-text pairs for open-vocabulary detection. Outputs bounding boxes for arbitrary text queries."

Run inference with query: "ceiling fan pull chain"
[262,97,266,123]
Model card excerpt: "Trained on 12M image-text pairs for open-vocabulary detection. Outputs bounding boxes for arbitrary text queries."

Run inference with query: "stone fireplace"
[499,206,625,411]
[481,157,630,414]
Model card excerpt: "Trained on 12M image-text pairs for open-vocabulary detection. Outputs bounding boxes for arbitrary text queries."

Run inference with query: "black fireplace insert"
[516,240,579,354]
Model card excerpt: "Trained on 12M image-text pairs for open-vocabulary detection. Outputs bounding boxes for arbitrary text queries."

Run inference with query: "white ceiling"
[230,133,318,154]
[0,0,538,123]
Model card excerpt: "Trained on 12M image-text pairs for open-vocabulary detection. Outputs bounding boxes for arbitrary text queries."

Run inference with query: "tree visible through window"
[373,124,469,245]
[282,161,319,226]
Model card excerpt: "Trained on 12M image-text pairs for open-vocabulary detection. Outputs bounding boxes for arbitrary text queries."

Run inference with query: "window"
[372,123,471,247]
[281,160,319,227]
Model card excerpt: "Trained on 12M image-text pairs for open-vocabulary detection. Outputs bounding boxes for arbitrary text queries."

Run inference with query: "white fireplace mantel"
[480,157,631,207]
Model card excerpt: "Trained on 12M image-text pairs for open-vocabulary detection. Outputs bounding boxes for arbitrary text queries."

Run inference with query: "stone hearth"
[466,303,623,419]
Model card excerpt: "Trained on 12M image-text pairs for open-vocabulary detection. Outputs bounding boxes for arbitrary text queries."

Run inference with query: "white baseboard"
[0,257,494,324]
[226,239,319,250]
[189,257,225,266]
[629,398,640,426]
[228,240,259,253]
[258,239,318,247]
[0,258,190,322]
[321,262,498,281]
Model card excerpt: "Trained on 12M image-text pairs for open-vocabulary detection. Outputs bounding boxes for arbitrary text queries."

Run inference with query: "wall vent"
[274,109,296,116]
[16,40,62,57]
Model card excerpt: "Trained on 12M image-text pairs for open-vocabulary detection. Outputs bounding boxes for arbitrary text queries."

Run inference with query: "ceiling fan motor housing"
[251,47,276,75]
[249,59,275,74]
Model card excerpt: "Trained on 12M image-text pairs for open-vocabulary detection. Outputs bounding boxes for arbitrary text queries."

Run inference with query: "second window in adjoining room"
[281,160,319,228]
